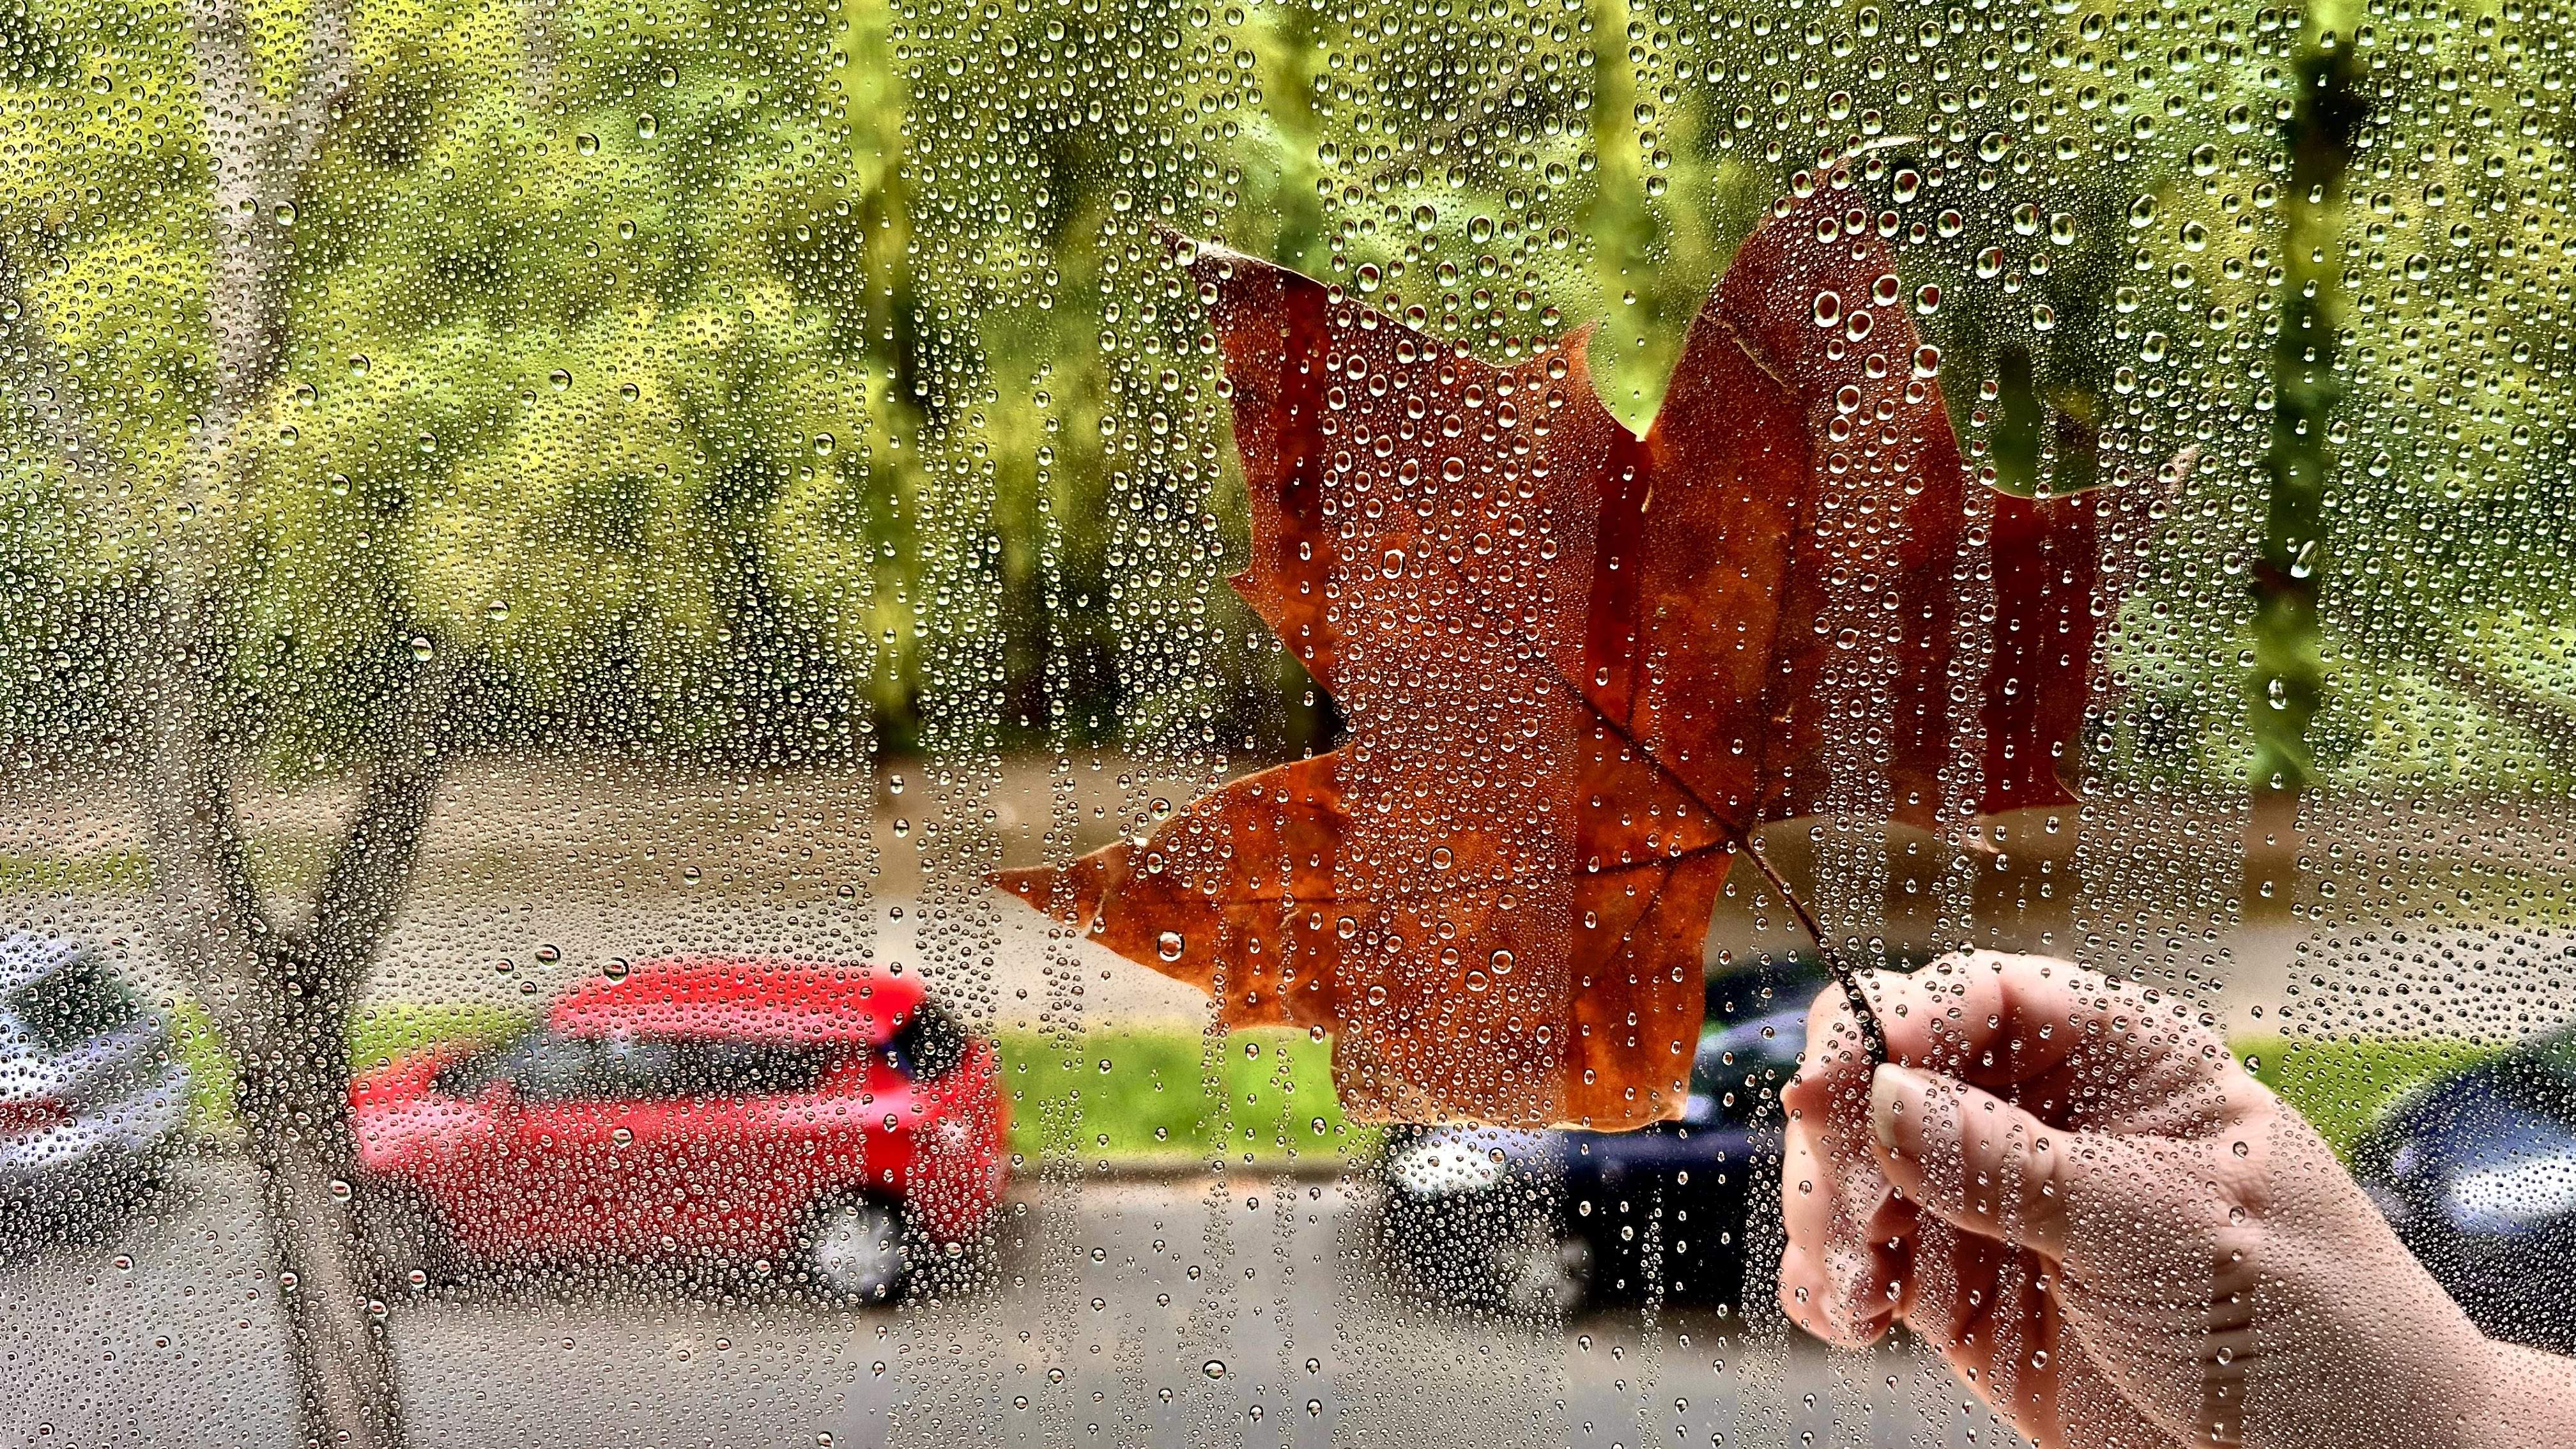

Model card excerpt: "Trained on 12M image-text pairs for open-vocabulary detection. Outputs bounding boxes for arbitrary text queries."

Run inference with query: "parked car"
[350,958,1007,1303]
[0,935,192,1238]
[1379,952,1837,1314]
[2352,1030,2576,1352]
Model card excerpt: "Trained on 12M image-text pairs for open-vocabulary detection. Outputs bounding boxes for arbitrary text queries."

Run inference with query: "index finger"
[1793,951,2218,1104]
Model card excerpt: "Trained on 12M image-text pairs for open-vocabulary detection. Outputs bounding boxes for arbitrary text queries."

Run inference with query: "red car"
[350,958,1006,1302]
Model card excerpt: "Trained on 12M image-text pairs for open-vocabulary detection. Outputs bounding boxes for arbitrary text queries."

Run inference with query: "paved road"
[0,1156,1991,1449]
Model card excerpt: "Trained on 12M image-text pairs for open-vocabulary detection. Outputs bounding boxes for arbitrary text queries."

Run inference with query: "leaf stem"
[1736,833,1887,1063]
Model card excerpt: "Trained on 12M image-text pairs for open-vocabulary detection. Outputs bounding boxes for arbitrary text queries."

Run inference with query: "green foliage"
[4,0,911,766]
[0,0,2572,785]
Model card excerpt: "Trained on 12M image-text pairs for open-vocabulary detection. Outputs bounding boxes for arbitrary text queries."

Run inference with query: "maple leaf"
[1000,174,2163,1130]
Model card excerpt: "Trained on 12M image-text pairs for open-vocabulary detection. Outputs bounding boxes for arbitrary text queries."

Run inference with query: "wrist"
[2451,1333,2576,1449]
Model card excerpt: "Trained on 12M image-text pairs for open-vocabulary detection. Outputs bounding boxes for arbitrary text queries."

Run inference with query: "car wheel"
[354,1182,463,1292]
[797,1194,909,1306]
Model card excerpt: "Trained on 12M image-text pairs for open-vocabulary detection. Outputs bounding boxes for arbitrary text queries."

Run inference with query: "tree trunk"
[135,587,410,1449]
[520,0,559,103]
[240,1043,407,1449]
[150,2,423,1439]
[2243,33,2365,912]
[139,632,457,1449]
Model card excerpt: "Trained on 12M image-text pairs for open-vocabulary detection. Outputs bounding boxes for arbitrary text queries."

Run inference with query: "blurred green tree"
[0,0,898,1438]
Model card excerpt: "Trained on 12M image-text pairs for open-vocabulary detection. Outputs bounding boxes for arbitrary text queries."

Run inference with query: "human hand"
[1775,951,2562,1449]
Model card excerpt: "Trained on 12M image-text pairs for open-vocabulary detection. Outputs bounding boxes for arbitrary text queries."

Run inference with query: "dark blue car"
[2353,1032,2576,1353]
[1378,955,1828,1314]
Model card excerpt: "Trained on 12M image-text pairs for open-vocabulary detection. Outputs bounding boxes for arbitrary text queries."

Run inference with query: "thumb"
[1869,1062,2076,1259]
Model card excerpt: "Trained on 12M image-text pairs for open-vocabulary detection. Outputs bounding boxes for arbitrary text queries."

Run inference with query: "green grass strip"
[2238,1034,2498,1159]
[167,998,2500,1167]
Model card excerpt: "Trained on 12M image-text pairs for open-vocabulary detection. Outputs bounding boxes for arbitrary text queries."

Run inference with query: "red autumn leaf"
[1000,176,2158,1130]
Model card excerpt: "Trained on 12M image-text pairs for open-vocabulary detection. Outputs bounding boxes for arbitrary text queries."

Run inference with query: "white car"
[0,936,192,1235]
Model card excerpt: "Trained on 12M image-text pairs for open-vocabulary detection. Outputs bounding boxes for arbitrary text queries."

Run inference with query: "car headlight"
[2444,1147,2576,1234]
[1389,1135,1510,1198]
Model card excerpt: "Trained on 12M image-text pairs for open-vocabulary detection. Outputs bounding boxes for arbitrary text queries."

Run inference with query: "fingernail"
[1869,1062,1925,1153]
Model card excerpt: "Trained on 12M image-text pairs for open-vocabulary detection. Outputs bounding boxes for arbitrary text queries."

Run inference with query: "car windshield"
[458,1030,842,1102]
[5,955,143,1055]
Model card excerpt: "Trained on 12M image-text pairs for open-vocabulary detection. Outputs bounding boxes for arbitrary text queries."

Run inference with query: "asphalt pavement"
[0,1154,1993,1449]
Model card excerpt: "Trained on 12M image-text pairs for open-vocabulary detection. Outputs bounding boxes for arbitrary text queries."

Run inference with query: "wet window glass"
[6,0,2576,1443]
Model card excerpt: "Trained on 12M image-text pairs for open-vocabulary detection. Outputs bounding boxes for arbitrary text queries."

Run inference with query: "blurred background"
[1,0,2568,787]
